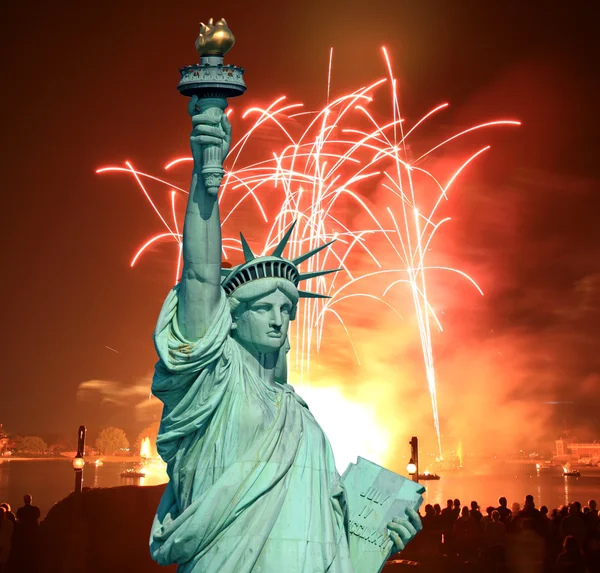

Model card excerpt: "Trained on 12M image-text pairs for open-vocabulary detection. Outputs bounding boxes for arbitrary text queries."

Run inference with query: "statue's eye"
[281,306,291,315]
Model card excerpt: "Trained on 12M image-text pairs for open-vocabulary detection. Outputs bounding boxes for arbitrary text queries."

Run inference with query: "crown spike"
[240,233,255,262]
[271,221,297,258]
[298,268,342,282]
[298,290,331,299]
[292,239,336,266]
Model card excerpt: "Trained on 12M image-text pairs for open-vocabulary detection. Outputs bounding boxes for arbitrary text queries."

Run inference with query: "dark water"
[0,459,166,517]
[1,458,599,518]
[420,461,600,510]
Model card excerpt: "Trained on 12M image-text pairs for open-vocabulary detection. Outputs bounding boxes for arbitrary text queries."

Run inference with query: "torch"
[177,18,246,195]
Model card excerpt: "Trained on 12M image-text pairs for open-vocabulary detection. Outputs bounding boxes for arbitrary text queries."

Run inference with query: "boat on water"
[93,459,103,467]
[536,461,555,470]
[120,467,146,478]
[418,471,441,481]
[563,469,581,477]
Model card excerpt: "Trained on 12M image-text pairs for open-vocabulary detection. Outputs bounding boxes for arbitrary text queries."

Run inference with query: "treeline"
[0,421,160,457]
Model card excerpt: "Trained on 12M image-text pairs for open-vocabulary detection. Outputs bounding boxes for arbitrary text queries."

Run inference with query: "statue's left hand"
[387,507,422,554]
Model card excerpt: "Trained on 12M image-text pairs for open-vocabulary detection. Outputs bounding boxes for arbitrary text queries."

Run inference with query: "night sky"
[2,0,599,454]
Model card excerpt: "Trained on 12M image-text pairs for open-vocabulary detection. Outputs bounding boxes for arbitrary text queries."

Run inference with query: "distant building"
[555,438,600,461]
[555,439,569,457]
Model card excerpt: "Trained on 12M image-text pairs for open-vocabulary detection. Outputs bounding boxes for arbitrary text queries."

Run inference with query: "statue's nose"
[270,309,282,327]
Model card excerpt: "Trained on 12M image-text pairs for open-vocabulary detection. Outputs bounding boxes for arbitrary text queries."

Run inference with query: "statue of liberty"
[149,19,421,573]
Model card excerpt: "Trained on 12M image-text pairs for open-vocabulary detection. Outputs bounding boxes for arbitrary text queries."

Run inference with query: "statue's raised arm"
[175,17,243,341]
[177,95,232,341]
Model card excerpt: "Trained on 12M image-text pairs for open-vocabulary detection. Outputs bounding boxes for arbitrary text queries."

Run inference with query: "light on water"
[2,459,598,519]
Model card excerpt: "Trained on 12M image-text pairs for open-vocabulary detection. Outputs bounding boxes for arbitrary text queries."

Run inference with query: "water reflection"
[414,461,600,511]
[0,459,168,517]
[91,464,100,488]
[1,458,599,518]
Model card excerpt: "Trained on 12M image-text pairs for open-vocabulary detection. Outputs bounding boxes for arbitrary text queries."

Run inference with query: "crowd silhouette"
[401,494,599,573]
[1,489,599,572]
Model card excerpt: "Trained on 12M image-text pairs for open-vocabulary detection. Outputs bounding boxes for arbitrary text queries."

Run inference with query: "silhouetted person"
[484,510,507,566]
[485,510,506,547]
[508,501,521,533]
[515,494,542,534]
[549,508,564,556]
[560,502,586,550]
[440,499,456,556]
[12,494,41,573]
[496,496,512,523]
[0,505,14,526]
[555,535,587,573]
[16,494,40,527]
[519,494,540,517]
[452,498,461,520]
[430,503,443,537]
[440,499,454,522]
[583,499,598,542]
[481,505,495,529]
[422,504,437,529]
[414,504,441,561]
[539,505,551,537]
[0,507,13,573]
[469,500,483,523]
[453,506,478,560]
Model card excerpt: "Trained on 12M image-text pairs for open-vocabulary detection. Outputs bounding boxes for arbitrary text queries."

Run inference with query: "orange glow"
[140,436,152,459]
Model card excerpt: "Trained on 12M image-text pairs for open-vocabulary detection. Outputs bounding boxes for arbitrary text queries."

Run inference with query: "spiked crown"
[221,222,340,299]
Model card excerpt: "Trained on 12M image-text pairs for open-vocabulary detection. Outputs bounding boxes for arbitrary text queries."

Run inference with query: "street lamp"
[408,436,419,483]
[72,425,86,493]
[72,456,84,470]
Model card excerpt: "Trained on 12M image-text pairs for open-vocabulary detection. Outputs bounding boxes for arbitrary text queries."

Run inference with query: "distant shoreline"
[1,457,69,461]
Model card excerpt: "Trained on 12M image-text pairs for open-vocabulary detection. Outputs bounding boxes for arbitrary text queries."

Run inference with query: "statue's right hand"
[188,95,232,171]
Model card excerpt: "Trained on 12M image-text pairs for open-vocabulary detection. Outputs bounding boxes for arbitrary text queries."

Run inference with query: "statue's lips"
[267,332,282,338]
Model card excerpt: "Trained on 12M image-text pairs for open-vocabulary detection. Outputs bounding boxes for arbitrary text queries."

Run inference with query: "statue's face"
[232,289,294,354]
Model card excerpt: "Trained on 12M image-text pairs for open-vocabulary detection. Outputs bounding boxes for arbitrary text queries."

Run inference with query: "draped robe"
[149,287,355,573]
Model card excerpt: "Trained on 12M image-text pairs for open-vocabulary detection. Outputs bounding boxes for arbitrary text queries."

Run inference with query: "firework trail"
[97,48,519,459]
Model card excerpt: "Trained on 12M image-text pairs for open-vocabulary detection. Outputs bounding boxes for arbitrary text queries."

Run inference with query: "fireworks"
[97,48,519,462]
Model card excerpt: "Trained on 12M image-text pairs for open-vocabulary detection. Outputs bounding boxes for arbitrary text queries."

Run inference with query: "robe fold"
[149,287,355,573]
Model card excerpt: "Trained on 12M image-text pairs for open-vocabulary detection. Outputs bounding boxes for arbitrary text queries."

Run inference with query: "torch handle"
[196,96,228,196]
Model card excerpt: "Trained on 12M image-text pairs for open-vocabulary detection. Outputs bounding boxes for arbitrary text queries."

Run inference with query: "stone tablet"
[341,457,426,573]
